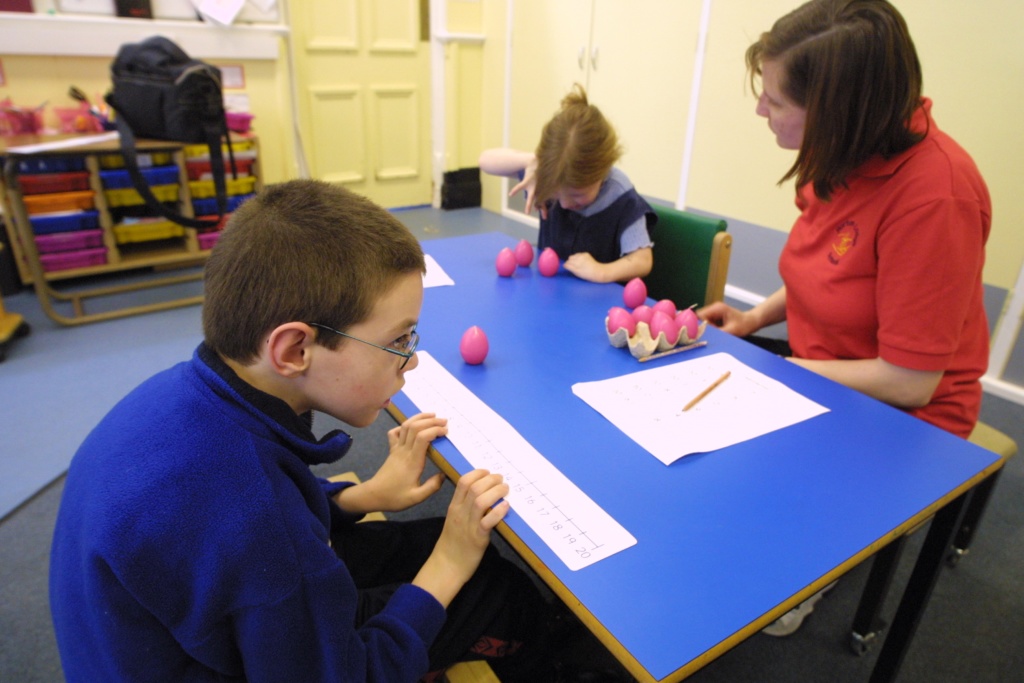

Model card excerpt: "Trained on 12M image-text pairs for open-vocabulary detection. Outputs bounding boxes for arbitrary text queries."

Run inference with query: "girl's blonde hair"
[534,84,622,206]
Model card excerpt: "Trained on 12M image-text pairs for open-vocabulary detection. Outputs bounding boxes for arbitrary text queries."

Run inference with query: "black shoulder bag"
[105,36,236,229]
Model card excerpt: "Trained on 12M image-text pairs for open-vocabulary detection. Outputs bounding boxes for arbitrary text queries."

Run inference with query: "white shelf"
[0,12,287,60]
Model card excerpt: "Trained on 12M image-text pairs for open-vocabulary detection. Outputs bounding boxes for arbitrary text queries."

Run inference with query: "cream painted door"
[508,0,701,203]
[289,0,432,208]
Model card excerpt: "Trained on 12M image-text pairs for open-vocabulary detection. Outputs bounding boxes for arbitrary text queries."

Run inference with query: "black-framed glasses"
[308,322,419,369]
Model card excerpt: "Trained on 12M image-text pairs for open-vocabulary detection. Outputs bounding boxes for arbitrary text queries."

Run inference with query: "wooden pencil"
[682,370,731,411]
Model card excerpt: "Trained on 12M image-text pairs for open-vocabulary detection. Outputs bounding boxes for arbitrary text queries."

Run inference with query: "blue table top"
[392,232,1001,681]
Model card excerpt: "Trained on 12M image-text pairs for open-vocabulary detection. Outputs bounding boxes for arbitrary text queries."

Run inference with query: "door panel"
[291,0,431,207]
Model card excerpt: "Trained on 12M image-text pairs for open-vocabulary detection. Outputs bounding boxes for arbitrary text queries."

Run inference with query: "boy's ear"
[265,323,316,377]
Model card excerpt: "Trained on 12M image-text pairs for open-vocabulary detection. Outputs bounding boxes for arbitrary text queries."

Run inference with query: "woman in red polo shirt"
[700,0,990,442]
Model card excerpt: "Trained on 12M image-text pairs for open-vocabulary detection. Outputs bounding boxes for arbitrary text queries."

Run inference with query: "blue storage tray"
[29,210,101,235]
[192,193,254,216]
[9,156,87,174]
[99,165,180,189]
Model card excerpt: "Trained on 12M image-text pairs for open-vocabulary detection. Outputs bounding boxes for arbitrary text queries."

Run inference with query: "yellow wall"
[0,48,295,185]
[443,0,486,171]
[477,0,1024,292]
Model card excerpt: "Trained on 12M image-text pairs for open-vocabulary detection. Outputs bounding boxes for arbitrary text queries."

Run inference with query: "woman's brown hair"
[747,0,924,200]
[202,179,424,363]
[533,84,623,206]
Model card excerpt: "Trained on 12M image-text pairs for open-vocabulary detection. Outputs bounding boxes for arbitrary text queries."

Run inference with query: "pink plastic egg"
[495,247,517,277]
[606,307,637,336]
[623,278,647,309]
[459,326,489,365]
[538,247,560,277]
[652,299,677,319]
[514,239,534,267]
[675,308,700,339]
[632,305,654,325]
[650,311,681,343]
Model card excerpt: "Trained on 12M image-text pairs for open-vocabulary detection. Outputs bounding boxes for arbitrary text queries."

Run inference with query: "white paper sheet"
[195,0,246,25]
[401,353,637,570]
[6,132,119,154]
[422,254,454,288]
[572,352,829,465]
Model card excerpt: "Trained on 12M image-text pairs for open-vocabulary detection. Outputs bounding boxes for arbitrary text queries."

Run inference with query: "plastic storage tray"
[195,214,231,230]
[99,165,180,189]
[23,190,95,215]
[104,184,179,208]
[35,229,104,254]
[197,231,223,250]
[192,193,253,216]
[189,176,257,198]
[185,156,255,181]
[98,151,173,169]
[29,209,101,235]
[183,139,254,158]
[12,156,86,174]
[113,219,186,244]
[19,171,91,195]
[38,246,108,272]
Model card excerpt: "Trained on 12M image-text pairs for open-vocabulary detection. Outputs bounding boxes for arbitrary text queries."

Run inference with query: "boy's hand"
[335,413,447,514]
[413,469,510,607]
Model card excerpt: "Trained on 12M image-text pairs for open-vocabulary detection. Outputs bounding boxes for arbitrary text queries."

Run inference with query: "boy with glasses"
[50,180,568,681]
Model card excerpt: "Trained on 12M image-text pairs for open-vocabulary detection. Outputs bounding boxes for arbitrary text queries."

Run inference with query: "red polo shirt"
[779,99,991,437]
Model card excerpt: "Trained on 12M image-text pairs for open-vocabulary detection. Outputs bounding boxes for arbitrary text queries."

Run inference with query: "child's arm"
[479,148,544,216]
[333,413,447,514]
[565,246,653,283]
[478,148,534,176]
[413,469,510,607]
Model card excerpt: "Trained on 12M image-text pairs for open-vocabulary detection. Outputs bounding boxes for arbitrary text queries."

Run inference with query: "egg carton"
[606,319,707,359]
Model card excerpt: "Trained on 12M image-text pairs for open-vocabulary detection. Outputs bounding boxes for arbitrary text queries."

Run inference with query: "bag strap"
[112,110,231,230]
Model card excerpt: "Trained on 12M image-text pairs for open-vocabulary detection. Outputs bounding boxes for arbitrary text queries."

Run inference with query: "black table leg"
[850,536,906,655]
[869,491,969,683]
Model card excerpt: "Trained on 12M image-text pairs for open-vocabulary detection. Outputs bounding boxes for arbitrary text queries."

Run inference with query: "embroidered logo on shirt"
[828,221,859,264]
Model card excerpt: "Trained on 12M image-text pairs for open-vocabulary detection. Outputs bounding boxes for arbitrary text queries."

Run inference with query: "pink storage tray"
[39,246,108,273]
[35,229,104,254]
[198,230,223,251]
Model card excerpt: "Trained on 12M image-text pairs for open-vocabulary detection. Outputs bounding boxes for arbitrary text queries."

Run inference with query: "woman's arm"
[791,356,942,409]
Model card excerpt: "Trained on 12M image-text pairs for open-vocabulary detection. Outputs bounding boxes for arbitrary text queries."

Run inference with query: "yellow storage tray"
[23,190,95,215]
[104,184,180,208]
[188,176,257,199]
[98,151,174,169]
[183,139,254,158]
[113,219,186,244]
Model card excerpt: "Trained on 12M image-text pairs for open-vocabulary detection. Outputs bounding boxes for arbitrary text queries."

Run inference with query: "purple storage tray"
[35,229,105,254]
[38,247,108,272]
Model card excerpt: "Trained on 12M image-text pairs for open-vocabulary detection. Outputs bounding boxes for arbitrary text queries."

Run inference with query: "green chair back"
[643,204,731,309]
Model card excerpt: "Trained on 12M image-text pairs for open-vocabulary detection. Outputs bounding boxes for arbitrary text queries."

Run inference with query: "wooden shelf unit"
[1,133,260,325]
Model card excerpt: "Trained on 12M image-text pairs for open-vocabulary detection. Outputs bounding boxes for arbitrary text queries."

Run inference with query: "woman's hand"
[697,301,761,337]
[698,286,787,337]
